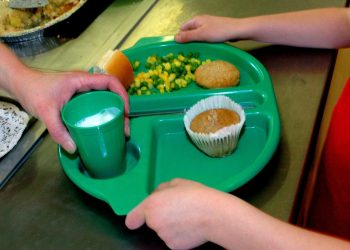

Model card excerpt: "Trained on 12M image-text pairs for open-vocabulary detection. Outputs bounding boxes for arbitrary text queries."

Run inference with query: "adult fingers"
[72,73,130,114]
[69,73,131,136]
[124,116,130,137]
[42,107,76,153]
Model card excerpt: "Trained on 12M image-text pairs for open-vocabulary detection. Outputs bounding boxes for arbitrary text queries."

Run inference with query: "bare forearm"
[236,8,350,48]
[208,193,350,249]
[0,43,32,97]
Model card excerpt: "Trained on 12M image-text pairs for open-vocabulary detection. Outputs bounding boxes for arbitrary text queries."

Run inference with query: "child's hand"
[175,15,242,43]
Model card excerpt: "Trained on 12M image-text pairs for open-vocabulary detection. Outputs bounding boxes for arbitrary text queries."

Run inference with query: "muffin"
[195,60,240,88]
[190,108,241,134]
[184,95,245,157]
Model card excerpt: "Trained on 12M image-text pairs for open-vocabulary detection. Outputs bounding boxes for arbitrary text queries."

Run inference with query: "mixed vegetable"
[128,52,210,95]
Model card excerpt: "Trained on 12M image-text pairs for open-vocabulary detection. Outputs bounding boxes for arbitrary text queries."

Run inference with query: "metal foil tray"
[0,0,114,57]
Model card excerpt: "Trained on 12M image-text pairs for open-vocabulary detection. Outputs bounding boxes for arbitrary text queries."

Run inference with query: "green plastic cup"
[61,91,125,179]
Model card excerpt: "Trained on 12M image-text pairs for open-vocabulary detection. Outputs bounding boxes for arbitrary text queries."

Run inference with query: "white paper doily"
[0,101,29,158]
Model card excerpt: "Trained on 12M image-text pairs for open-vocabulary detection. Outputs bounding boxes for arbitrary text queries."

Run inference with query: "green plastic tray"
[58,36,281,215]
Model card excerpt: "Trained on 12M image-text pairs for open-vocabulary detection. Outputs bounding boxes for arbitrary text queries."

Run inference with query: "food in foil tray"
[0,0,85,35]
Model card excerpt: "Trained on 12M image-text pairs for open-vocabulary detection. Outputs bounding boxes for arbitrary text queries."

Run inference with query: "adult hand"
[125,178,225,249]
[12,69,129,154]
[175,15,243,43]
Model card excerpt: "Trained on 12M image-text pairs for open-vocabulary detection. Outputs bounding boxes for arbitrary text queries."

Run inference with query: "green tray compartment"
[125,36,270,116]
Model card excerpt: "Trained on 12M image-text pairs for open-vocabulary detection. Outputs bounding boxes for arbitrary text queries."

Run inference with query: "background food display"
[0,0,86,36]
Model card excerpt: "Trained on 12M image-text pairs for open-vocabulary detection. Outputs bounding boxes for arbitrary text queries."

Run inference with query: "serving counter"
[0,0,347,249]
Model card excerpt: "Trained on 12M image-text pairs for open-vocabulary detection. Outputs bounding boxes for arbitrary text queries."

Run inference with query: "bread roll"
[95,49,134,89]
[195,60,240,89]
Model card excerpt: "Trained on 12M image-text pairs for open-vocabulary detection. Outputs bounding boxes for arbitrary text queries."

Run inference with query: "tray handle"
[132,35,175,48]
[58,146,149,215]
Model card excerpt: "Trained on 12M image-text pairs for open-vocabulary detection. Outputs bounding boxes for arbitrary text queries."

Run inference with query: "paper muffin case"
[184,95,245,157]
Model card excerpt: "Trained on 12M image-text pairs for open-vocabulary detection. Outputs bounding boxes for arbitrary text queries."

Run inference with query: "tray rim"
[59,36,281,215]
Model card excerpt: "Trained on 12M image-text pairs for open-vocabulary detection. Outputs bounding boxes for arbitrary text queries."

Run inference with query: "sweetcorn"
[128,52,211,96]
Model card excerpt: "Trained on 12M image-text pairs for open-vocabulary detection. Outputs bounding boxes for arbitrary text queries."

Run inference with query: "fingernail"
[65,139,76,154]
